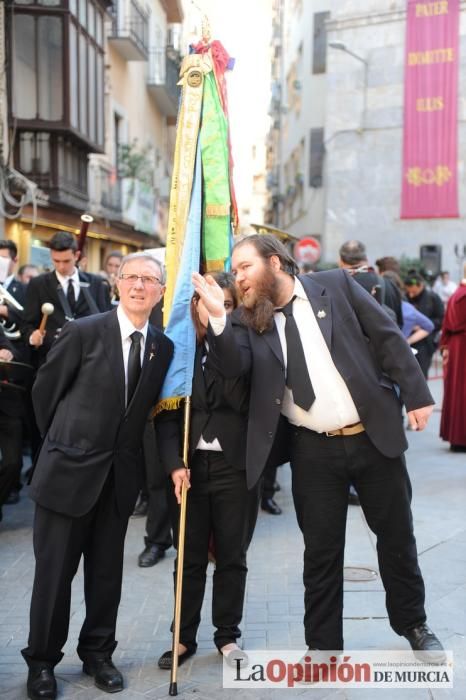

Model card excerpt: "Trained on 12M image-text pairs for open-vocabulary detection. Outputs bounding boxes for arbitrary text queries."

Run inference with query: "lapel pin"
[317,309,326,319]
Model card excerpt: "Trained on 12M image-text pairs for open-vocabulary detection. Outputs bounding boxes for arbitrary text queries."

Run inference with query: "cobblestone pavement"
[1,378,464,699]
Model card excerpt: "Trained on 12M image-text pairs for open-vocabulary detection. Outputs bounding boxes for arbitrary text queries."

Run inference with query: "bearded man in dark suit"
[22,253,173,699]
[192,234,445,663]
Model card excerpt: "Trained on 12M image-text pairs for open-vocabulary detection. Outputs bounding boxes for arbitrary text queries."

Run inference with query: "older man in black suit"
[192,234,444,662]
[21,253,173,699]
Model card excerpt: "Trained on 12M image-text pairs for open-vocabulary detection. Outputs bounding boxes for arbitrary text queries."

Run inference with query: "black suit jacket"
[0,326,23,418]
[3,277,30,363]
[207,269,434,489]
[22,270,111,365]
[156,344,249,475]
[29,310,173,519]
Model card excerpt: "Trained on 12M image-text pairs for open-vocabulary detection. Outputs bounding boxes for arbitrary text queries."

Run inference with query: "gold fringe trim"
[152,396,185,417]
[205,203,230,217]
[204,259,226,272]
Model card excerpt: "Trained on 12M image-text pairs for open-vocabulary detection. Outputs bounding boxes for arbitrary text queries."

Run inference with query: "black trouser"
[169,450,259,651]
[413,341,435,379]
[0,411,23,506]
[142,421,172,549]
[261,462,278,501]
[289,427,426,650]
[22,473,129,669]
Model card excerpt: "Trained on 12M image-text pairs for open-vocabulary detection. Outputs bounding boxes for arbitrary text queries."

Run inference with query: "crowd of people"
[0,231,464,698]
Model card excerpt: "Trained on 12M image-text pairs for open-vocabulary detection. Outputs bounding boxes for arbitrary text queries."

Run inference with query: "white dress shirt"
[117,305,148,403]
[55,268,81,302]
[275,278,360,432]
[210,277,361,433]
[195,341,222,451]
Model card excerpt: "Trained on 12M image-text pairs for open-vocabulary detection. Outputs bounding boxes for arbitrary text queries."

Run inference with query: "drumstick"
[39,303,54,333]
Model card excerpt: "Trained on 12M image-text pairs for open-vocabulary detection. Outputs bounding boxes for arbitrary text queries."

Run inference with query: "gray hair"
[119,252,166,284]
[339,240,367,266]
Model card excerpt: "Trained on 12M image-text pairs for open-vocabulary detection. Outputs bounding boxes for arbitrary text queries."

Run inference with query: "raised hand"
[192,272,226,318]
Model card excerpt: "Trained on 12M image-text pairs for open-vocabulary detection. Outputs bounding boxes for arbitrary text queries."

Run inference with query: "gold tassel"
[152,396,185,417]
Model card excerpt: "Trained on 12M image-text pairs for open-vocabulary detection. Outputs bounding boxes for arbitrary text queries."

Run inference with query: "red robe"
[440,282,466,446]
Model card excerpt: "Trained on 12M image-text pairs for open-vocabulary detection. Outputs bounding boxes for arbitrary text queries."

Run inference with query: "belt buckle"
[325,429,340,437]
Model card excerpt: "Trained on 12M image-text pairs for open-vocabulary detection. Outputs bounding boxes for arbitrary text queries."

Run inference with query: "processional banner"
[401,0,460,218]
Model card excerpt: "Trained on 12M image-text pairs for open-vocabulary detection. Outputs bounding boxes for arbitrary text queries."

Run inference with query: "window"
[69,2,105,146]
[19,132,51,174]
[12,14,64,120]
[38,16,63,120]
[10,0,104,148]
[309,128,324,188]
[313,11,330,75]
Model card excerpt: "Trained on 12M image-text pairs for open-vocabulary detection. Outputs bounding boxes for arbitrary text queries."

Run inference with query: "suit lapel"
[100,310,125,410]
[299,274,333,351]
[261,324,285,367]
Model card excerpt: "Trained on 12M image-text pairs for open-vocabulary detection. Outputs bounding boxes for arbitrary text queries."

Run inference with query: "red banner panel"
[401,0,460,219]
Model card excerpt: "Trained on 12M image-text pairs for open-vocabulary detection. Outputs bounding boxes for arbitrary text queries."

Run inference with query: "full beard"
[238,265,281,334]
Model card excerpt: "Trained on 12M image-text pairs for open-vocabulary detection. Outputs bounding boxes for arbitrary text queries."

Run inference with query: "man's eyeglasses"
[119,274,162,287]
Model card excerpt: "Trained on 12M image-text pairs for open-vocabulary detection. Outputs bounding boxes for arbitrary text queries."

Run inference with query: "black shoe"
[261,497,282,515]
[450,444,466,452]
[82,658,124,693]
[132,496,148,518]
[403,623,446,663]
[27,666,57,699]
[5,489,20,505]
[158,646,196,670]
[138,544,165,567]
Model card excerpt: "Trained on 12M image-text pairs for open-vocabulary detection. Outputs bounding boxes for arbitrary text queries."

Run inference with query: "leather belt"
[325,421,365,437]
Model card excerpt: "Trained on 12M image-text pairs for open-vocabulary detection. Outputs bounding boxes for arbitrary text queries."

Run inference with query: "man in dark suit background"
[193,234,444,662]
[0,239,27,333]
[23,231,111,367]
[0,325,24,521]
[21,253,173,699]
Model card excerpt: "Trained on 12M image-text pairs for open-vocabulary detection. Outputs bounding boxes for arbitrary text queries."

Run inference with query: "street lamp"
[329,41,368,129]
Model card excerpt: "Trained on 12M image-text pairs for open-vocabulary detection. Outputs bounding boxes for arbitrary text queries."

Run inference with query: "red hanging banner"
[401,0,460,219]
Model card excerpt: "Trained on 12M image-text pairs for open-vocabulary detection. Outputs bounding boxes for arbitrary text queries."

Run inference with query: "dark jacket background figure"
[406,285,444,377]
[0,327,24,509]
[22,269,111,366]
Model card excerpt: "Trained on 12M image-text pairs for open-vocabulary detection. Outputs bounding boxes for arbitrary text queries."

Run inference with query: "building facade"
[2,0,183,271]
[265,0,331,248]
[267,0,466,278]
[325,0,466,278]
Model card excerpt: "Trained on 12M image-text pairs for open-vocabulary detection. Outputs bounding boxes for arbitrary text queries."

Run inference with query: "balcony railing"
[88,159,122,219]
[108,0,149,61]
[147,47,180,117]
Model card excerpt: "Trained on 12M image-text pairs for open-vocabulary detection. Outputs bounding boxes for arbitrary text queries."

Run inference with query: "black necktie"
[127,331,142,405]
[67,279,76,315]
[279,296,316,411]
